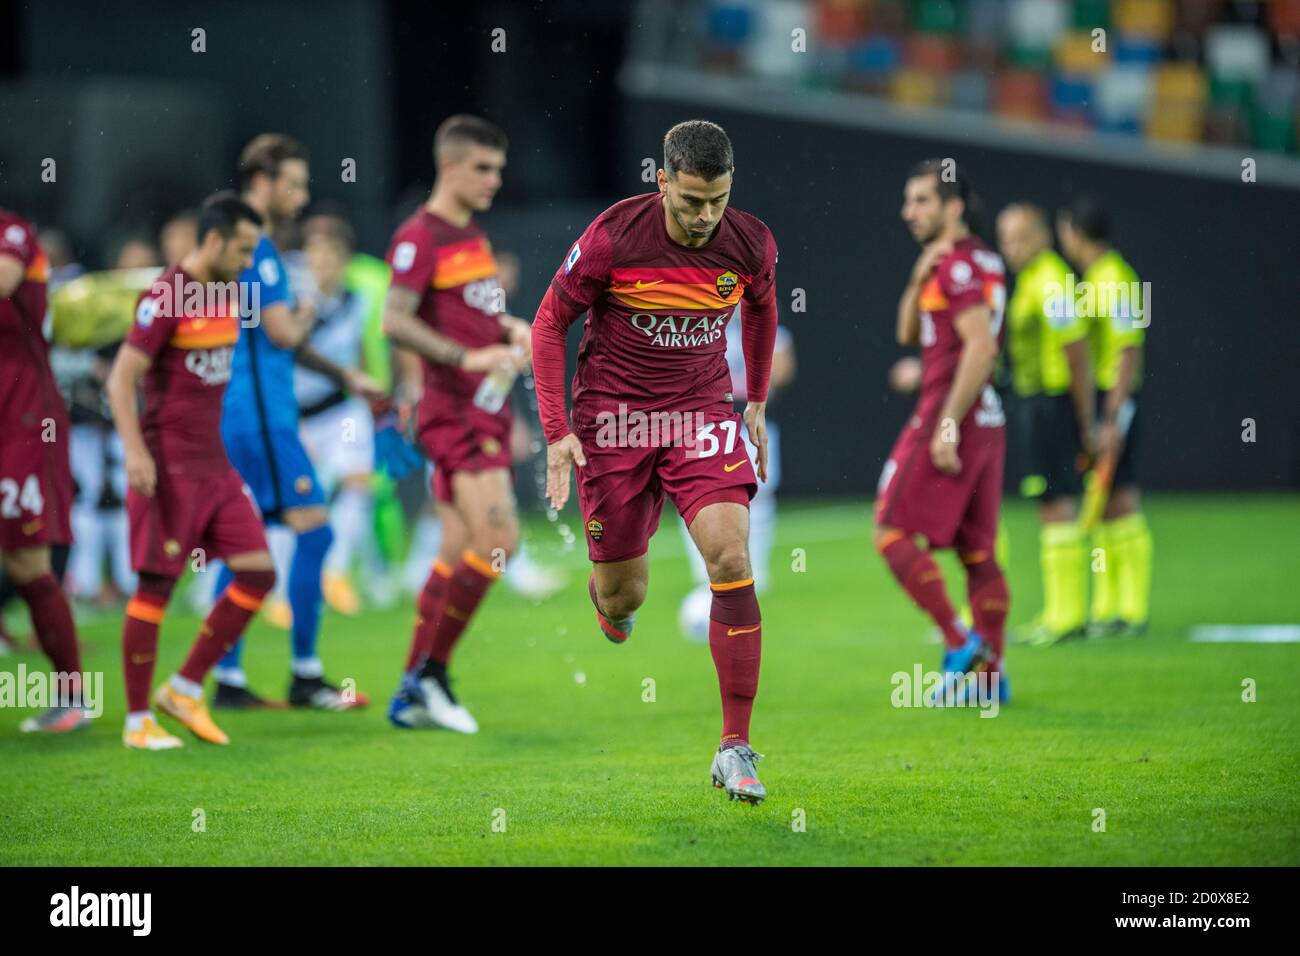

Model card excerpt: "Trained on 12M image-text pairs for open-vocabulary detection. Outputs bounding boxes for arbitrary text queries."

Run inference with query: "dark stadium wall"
[622,97,1300,494]
[12,0,394,260]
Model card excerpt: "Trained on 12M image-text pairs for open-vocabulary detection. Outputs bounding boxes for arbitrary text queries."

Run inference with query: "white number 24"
[0,475,44,518]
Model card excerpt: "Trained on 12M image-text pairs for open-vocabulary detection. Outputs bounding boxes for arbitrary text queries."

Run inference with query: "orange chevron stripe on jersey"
[432,238,497,290]
[918,276,947,312]
[24,250,49,283]
[170,315,239,349]
[608,266,749,311]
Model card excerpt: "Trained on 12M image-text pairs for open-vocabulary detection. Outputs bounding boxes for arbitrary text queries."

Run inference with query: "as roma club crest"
[586,519,604,541]
[481,437,502,457]
[715,270,739,299]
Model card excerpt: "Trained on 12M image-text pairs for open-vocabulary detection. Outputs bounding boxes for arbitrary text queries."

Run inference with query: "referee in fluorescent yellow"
[997,203,1094,644]
[1057,197,1153,637]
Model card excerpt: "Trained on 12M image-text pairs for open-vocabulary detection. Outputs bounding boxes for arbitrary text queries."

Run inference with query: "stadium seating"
[696,0,1297,154]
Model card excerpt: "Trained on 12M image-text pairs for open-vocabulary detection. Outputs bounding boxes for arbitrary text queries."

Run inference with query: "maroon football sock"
[178,570,275,684]
[427,551,499,667]
[16,573,81,676]
[963,552,1009,669]
[123,573,176,713]
[708,580,762,748]
[879,532,966,650]
[405,560,452,672]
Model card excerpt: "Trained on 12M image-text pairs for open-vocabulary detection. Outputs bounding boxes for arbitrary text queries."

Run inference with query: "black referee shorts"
[1018,392,1084,500]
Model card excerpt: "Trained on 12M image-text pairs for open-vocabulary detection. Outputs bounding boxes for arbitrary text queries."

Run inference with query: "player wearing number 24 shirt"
[875,160,1012,707]
[0,208,87,735]
[532,120,778,804]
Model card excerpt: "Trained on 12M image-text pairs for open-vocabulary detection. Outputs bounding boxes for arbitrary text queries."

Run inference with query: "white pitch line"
[1188,625,1300,644]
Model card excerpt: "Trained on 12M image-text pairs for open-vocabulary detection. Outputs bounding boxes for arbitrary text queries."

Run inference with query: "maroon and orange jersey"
[0,209,64,436]
[128,265,240,476]
[915,236,1007,429]
[385,209,506,429]
[549,192,778,434]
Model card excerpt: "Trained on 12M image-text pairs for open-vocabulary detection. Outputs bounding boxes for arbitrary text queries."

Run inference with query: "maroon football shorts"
[420,407,513,505]
[128,466,267,577]
[575,408,757,563]
[875,416,1006,555]
[0,426,73,551]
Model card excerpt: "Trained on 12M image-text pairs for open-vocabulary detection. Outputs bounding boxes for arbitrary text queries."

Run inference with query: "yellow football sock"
[1042,521,1087,634]
[1089,521,1119,623]
[1110,512,1153,624]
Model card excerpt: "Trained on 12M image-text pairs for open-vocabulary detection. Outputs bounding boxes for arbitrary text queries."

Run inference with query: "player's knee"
[706,541,751,586]
[598,576,647,619]
[1,546,50,584]
[231,568,277,605]
[873,526,905,555]
[469,531,518,569]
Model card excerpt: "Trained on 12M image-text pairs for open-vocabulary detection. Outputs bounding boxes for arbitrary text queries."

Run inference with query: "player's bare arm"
[105,343,157,497]
[743,400,768,482]
[258,298,315,350]
[295,342,384,401]
[531,285,587,510]
[1065,337,1096,458]
[931,303,998,475]
[382,284,513,371]
[0,252,23,298]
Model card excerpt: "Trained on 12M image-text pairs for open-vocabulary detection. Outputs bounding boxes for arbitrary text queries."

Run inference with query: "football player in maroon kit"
[876,160,1011,705]
[106,193,278,750]
[381,115,531,734]
[0,208,87,734]
[532,120,778,803]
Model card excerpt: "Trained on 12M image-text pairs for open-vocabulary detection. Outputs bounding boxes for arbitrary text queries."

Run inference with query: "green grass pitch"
[2,495,1297,865]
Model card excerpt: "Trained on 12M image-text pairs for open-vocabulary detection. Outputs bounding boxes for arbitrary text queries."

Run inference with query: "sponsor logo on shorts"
[715,271,738,298]
[21,519,42,536]
[586,519,603,541]
[723,459,745,473]
[480,437,502,456]
[163,539,181,557]
[294,475,313,495]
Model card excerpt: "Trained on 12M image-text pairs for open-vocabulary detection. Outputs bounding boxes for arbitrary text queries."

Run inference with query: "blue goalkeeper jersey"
[222,234,300,435]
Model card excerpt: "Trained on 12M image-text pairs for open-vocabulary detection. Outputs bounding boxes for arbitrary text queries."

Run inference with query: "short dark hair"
[238,133,309,191]
[434,114,508,163]
[197,191,263,243]
[301,210,356,254]
[908,158,983,233]
[663,120,734,181]
[1059,195,1109,242]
